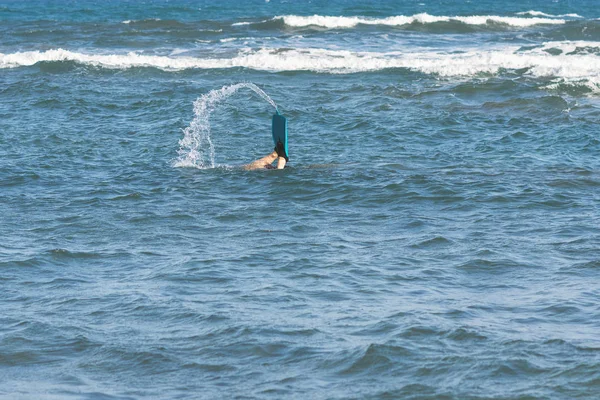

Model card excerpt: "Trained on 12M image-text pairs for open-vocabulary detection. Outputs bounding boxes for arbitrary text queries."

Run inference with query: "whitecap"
[276,13,567,29]
[2,43,599,83]
[121,18,162,24]
[516,10,583,18]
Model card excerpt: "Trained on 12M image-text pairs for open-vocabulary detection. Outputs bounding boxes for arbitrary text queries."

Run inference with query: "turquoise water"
[1,1,600,399]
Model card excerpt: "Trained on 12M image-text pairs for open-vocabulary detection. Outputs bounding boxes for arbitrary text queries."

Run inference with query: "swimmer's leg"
[243,150,278,170]
[276,156,286,169]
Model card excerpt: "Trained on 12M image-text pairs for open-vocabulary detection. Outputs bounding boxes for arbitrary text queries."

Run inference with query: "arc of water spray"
[174,83,279,169]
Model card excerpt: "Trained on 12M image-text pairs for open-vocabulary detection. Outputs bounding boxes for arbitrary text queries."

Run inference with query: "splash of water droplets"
[174,83,278,169]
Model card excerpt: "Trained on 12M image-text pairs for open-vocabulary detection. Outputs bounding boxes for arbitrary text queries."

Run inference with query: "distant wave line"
[1,44,599,85]
[272,13,570,28]
[516,10,584,18]
[124,12,585,29]
[121,18,162,24]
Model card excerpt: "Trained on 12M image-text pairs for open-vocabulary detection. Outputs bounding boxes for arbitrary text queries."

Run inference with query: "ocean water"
[1,0,600,398]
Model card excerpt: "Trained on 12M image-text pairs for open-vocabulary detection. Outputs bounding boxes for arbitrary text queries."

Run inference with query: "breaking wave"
[2,42,599,85]
[516,10,583,18]
[274,13,569,29]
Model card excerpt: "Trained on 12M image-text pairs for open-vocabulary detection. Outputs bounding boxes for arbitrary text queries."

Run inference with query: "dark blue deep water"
[1,1,600,399]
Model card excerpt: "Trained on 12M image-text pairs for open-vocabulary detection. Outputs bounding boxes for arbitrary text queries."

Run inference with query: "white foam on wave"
[220,36,275,43]
[542,77,600,94]
[276,13,567,28]
[516,10,583,18]
[0,48,233,71]
[122,18,162,24]
[2,43,600,95]
[539,40,600,54]
[169,48,189,56]
[2,44,599,80]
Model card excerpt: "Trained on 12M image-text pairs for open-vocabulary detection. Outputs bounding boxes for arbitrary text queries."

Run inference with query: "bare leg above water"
[243,150,287,170]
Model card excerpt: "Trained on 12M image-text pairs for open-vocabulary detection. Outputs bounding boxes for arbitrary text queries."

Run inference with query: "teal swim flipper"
[272,110,289,162]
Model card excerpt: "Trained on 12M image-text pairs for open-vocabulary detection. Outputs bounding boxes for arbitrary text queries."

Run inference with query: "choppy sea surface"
[2,0,600,398]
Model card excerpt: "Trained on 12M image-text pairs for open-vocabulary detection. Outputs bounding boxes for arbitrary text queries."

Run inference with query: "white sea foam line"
[0,49,225,70]
[220,36,275,43]
[537,40,600,53]
[541,77,600,93]
[122,18,162,24]
[516,10,583,18]
[276,13,567,28]
[170,48,189,56]
[1,44,599,80]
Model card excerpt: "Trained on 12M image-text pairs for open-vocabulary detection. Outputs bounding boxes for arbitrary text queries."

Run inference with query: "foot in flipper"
[272,112,289,162]
[274,140,288,162]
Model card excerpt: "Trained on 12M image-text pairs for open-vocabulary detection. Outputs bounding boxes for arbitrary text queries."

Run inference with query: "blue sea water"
[1,0,600,399]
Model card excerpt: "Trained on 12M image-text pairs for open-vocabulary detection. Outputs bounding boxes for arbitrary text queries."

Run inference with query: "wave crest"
[2,42,600,88]
[516,10,583,18]
[275,13,568,29]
